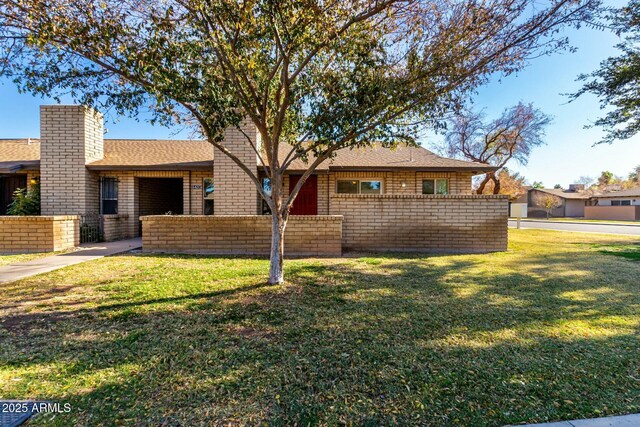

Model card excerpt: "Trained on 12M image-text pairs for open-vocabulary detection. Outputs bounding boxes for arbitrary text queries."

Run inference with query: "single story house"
[527,185,592,218]
[585,188,640,220]
[0,105,509,254]
[594,188,640,206]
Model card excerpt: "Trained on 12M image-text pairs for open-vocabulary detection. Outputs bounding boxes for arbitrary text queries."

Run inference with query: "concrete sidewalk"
[0,238,142,284]
[511,413,640,427]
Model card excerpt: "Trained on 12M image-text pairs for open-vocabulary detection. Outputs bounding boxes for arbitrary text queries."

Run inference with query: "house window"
[422,179,449,195]
[100,177,118,214]
[261,178,272,215]
[613,200,632,206]
[203,178,214,215]
[336,179,383,194]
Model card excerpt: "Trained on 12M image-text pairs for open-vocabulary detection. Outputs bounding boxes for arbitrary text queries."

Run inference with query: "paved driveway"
[509,220,640,236]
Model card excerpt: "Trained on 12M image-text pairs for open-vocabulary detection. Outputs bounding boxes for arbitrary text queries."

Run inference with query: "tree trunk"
[268,210,286,285]
[492,175,501,195]
[476,173,492,194]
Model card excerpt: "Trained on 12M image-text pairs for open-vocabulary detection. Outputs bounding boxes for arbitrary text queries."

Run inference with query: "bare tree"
[443,103,551,194]
[533,192,563,219]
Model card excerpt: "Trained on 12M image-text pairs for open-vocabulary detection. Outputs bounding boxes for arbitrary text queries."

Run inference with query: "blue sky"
[0,3,638,187]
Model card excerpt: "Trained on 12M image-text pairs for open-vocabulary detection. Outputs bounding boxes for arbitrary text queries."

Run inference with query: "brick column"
[40,105,104,215]
[213,118,260,215]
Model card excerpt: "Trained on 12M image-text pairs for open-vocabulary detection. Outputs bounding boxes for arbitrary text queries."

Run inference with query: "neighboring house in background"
[586,188,640,220]
[594,188,640,206]
[0,105,508,254]
[527,184,592,218]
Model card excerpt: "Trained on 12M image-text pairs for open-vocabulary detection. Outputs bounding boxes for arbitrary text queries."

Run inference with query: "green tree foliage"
[0,0,600,283]
[7,183,41,215]
[598,170,614,186]
[532,181,545,189]
[572,1,640,143]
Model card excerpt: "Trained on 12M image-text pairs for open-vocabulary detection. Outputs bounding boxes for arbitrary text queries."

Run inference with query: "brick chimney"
[213,118,261,215]
[40,105,104,215]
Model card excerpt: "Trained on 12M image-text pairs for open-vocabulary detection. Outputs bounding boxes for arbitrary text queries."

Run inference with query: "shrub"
[7,183,41,215]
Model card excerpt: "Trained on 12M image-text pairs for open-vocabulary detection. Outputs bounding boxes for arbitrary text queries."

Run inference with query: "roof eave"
[86,161,213,171]
[327,165,498,173]
[0,160,40,174]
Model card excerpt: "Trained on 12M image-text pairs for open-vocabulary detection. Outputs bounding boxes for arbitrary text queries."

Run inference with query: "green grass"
[592,242,640,261]
[1,229,639,426]
[0,252,55,267]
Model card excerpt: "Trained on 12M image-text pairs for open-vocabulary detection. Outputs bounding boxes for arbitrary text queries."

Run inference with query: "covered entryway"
[289,175,317,215]
[0,174,27,215]
[138,178,184,234]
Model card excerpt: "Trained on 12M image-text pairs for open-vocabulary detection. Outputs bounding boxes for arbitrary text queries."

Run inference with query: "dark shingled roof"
[0,138,495,173]
[597,188,640,198]
[529,188,593,200]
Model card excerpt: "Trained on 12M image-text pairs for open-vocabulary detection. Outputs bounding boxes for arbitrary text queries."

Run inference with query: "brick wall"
[101,214,130,241]
[40,105,103,215]
[141,215,342,256]
[330,194,508,253]
[214,119,260,215]
[0,216,79,253]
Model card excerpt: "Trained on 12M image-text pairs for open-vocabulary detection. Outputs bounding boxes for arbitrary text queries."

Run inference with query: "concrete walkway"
[511,413,640,427]
[0,238,142,284]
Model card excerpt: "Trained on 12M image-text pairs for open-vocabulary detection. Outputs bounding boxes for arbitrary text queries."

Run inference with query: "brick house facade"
[0,105,508,254]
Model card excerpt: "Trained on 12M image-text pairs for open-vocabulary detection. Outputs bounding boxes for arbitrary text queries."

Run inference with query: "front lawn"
[1,229,639,426]
[0,252,54,267]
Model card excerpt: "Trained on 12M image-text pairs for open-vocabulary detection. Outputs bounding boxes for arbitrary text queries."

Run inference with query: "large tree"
[442,102,551,194]
[474,167,527,200]
[0,0,599,284]
[572,0,640,144]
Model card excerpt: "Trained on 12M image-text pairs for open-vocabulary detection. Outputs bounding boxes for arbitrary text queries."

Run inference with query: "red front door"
[289,175,318,215]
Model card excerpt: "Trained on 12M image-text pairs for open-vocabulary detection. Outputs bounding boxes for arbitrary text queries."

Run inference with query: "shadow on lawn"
[1,244,639,426]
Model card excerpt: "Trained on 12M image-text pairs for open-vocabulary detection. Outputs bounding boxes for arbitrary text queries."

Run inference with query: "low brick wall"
[585,206,640,221]
[330,194,508,253]
[0,216,79,253]
[101,214,130,241]
[141,215,343,256]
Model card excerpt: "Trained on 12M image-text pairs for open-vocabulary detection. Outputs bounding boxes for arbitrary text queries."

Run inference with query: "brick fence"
[140,195,508,256]
[101,214,130,241]
[141,215,343,256]
[329,194,508,253]
[0,216,79,253]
